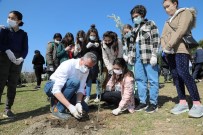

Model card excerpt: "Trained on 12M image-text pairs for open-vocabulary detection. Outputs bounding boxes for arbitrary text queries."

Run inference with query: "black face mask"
[105,42,113,46]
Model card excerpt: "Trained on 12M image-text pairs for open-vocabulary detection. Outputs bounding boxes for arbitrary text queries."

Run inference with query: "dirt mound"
[19,105,112,135]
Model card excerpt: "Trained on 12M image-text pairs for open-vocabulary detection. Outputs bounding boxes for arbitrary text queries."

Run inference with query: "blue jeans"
[85,78,92,97]
[44,78,89,113]
[135,43,159,105]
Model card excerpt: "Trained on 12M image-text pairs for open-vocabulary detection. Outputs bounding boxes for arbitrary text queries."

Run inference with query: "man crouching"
[44,52,97,120]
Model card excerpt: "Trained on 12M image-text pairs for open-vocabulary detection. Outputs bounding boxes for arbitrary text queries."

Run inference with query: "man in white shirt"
[44,52,97,120]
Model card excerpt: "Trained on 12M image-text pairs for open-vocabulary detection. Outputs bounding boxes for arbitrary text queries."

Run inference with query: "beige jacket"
[161,8,197,54]
[102,39,123,71]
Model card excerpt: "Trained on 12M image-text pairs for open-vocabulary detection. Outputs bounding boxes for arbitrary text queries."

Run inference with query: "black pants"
[34,67,43,86]
[0,53,23,109]
[101,91,121,106]
[192,63,203,80]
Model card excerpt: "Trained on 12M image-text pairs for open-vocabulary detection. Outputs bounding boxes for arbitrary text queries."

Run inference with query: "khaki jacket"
[161,8,196,54]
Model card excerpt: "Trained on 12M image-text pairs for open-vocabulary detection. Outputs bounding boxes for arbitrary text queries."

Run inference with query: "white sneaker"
[84,96,90,103]
[188,104,203,118]
[94,97,100,103]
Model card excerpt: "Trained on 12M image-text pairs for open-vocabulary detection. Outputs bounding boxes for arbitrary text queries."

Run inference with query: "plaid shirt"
[136,20,160,64]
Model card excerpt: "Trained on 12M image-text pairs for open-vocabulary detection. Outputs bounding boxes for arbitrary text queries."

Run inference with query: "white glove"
[108,69,113,75]
[75,44,81,52]
[75,103,83,114]
[112,108,122,115]
[68,104,82,119]
[14,57,24,65]
[105,85,111,91]
[123,54,128,62]
[86,42,94,48]
[163,48,174,54]
[150,54,157,66]
[5,49,16,62]
[94,42,99,47]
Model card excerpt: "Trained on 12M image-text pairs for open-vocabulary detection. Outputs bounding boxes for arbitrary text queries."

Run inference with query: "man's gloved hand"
[123,54,128,62]
[86,42,94,48]
[150,54,157,66]
[75,102,83,115]
[14,57,24,65]
[5,49,16,62]
[68,104,82,119]
[112,108,122,115]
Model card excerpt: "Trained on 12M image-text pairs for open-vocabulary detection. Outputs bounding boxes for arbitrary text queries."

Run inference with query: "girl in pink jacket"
[102,58,135,115]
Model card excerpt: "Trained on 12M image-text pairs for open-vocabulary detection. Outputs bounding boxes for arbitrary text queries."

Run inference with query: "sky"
[0,0,203,72]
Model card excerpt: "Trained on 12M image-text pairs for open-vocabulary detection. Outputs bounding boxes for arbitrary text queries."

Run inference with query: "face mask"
[133,16,143,25]
[54,39,61,44]
[89,36,96,41]
[79,65,89,74]
[113,69,123,75]
[7,19,17,27]
[124,31,132,39]
[105,42,113,46]
[79,38,84,42]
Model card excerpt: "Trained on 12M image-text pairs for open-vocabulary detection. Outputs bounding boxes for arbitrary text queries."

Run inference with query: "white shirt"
[50,59,89,95]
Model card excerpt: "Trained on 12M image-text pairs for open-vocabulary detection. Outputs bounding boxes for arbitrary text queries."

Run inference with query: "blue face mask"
[89,36,96,41]
[133,16,143,25]
[124,31,132,39]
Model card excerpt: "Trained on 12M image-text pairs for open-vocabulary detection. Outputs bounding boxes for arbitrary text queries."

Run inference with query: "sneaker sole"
[145,108,158,113]
[188,113,203,118]
[135,106,148,112]
[170,109,189,115]
[51,113,70,120]
[2,114,15,119]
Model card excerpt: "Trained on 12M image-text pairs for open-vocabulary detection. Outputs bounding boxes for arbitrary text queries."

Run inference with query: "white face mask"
[7,19,17,27]
[79,65,89,74]
[54,39,61,44]
[89,36,96,41]
[124,31,132,39]
[79,38,84,42]
[113,69,123,75]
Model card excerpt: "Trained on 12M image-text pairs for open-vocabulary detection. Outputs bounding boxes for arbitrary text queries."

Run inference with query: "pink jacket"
[106,75,135,113]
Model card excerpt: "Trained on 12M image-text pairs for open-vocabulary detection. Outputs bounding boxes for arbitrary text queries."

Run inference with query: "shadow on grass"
[0,105,50,125]
[158,95,193,108]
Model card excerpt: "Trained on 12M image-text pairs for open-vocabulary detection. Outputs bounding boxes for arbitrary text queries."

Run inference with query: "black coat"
[32,54,45,69]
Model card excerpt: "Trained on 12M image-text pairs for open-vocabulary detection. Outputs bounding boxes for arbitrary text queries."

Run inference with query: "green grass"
[0,78,203,135]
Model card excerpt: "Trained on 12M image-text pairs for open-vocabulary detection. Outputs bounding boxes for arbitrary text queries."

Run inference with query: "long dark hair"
[112,58,134,83]
[86,24,100,43]
[76,30,86,44]
[61,32,74,47]
[103,31,118,52]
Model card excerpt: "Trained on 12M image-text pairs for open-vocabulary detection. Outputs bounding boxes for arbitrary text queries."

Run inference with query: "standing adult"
[0,11,28,118]
[32,50,45,90]
[161,0,203,117]
[131,5,160,113]
[46,33,62,79]
[192,46,203,82]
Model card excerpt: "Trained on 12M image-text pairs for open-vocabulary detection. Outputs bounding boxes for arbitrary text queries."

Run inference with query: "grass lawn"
[0,77,203,135]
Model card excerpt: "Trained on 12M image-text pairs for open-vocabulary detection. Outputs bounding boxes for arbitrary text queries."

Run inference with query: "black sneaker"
[135,103,148,111]
[34,86,40,90]
[145,104,158,113]
[3,109,15,119]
